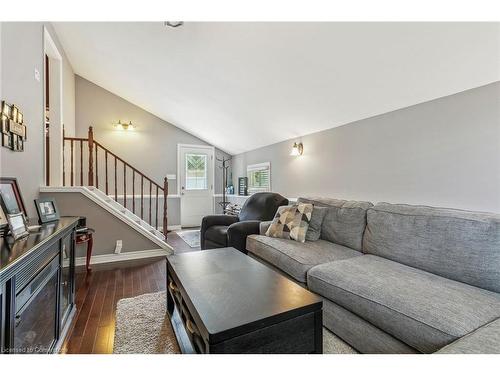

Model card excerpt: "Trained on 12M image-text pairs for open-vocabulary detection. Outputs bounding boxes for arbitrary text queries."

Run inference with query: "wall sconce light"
[290,142,303,156]
[114,120,135,131]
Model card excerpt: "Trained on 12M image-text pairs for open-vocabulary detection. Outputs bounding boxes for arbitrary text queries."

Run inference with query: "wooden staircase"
[62,126,169,238]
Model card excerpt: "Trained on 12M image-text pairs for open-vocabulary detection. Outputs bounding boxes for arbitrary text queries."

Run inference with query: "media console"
[0,217,79,354]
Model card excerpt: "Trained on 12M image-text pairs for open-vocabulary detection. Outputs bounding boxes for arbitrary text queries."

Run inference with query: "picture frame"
[0,177,27,216]
[11,106,18,123]
[0,199,8,233]
[7,212,29,240]
[34,197,60,224]
[12,134,18,151]
[1,117,9,134]
[1,101,11,118]
[2,134,11,148]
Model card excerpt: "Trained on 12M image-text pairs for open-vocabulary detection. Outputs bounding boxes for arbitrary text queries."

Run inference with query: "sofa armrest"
[201,215,239,249]
[227,220,261,253]
[435,318,500,354]
[259,221,273,235]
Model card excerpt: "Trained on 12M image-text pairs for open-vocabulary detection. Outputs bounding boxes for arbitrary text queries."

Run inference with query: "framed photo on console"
[7,212,29,240]
[0,201,8,233]
[0,177,27,215]
[34,197,60,224]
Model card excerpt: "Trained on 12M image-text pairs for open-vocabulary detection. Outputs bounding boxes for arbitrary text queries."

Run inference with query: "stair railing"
[62,126,168,237]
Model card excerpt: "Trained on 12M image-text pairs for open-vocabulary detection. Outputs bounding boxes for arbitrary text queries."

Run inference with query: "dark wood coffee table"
[166,247,323,354]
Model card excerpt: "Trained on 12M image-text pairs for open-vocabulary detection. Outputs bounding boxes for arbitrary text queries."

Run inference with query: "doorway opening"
[43,28,63,186]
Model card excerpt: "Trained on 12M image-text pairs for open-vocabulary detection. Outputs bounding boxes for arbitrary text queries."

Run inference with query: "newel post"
[163,177,168,238]
[62,125,66,187]
[88,126,94,186]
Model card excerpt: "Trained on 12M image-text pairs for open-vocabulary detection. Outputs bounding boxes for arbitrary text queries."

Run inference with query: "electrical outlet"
[115,240,123,254]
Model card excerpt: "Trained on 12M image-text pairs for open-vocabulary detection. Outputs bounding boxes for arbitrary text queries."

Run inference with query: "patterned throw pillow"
[265,203,313,243]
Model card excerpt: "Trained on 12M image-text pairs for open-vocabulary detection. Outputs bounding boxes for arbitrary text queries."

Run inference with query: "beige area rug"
[114,291,357,354]
[176,229,201,248]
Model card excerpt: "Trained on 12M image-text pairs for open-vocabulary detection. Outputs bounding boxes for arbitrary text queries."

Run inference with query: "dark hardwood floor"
[61,231,199,354]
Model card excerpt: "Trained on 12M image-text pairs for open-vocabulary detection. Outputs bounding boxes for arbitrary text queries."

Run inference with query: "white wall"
[0,23,75,217]
[74,75,231,195]
[232,82,500,213]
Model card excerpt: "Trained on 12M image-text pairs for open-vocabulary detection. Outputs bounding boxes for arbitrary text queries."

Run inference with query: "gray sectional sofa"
[246,198,500,354]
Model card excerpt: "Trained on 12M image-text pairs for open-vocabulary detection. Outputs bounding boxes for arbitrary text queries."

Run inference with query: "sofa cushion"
[266,203,313,243]
[435,318,500,354]
[246,234,362,283]
[298,197,373,251]
[305,206,328,242]
[363,202,500,292]
[204,225,228,246]
[307,255,500,353]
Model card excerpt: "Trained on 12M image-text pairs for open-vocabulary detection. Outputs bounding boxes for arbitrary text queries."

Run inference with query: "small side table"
[76,228,95,272]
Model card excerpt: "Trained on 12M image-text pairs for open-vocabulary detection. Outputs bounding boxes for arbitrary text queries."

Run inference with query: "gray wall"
[74,76,230,195]
[40,191,160,257]
[232,82,500,213]
[0,22,75,217]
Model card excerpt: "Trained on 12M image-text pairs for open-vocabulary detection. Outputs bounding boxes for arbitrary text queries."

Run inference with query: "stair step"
[86,186,167,244]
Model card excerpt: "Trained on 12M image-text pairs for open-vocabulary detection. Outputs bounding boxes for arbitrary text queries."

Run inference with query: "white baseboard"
[167,225,182,231]
[75,248,171,267]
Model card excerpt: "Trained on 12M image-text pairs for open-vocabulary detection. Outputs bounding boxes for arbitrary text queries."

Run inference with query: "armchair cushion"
[227,221,261,252]
[204,225,230,247]
[201,215,239,249]
[238,192,289,221]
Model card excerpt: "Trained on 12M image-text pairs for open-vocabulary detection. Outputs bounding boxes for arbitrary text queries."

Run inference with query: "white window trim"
[247,162,271,193]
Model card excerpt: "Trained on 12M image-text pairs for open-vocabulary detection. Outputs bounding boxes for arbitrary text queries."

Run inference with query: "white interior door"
[179,145,214,227]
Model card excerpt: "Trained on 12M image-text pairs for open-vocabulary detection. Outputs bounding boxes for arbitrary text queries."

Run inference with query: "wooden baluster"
[80,140,83,185]
[105,150,109,195]
[114,157,118,202]
[141,176,144,220]
[95,146,99,189]
[149,181,152,225]
[88,126,94,186]
[123,164,127,208]
[155,185,159,230]
[163,177,168,237]
[132,170,136,214]
[70,140,74,186]
[62,128,66,186]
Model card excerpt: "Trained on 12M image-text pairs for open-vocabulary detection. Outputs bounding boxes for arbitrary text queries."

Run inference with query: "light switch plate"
[34,68,40,82]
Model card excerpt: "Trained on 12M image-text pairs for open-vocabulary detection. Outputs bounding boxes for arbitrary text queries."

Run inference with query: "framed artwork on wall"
[1,101,27,151]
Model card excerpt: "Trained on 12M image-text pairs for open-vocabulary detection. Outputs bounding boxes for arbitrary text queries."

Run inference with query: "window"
[247,162,271,193]
[185,153,208,190]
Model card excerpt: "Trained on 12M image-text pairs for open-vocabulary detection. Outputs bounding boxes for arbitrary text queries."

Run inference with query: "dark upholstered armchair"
[201,192,288,253]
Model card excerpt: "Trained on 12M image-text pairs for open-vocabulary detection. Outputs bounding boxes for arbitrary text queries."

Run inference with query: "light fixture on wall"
[114,120,135,131]
[290,142,303,156]
[164,21,184,28]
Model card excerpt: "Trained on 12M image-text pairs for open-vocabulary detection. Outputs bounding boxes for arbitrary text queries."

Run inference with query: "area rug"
[176,229,200,248]
[114,291,357,354]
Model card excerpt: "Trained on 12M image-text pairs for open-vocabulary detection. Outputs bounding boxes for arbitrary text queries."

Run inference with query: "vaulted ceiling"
[53,22,500,155]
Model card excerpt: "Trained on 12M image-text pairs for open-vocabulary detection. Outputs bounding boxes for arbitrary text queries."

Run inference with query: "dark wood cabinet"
[0,217,78,354]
